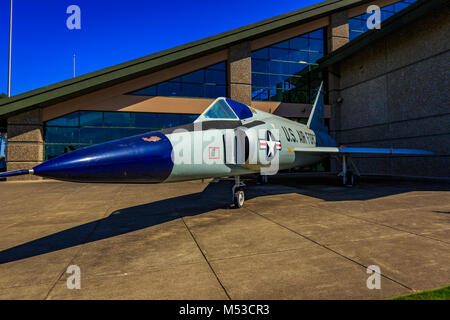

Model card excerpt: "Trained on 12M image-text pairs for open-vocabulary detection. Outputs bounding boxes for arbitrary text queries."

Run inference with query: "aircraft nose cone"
[33,132,173,183]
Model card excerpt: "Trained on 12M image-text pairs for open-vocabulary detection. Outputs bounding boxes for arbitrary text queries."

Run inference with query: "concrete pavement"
[0,176,449,299]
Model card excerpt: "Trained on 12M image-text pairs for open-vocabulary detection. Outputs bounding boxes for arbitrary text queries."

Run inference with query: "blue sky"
[0,0,324,96]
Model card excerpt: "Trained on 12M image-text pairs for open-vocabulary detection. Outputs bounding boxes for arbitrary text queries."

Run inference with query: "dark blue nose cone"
[33,132,173,183]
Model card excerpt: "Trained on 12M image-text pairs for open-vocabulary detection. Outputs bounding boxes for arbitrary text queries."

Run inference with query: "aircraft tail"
[307,81,328,133]
[0,169,33,179]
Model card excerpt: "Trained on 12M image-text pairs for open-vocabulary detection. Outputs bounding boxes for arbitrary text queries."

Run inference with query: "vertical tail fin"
[307,82,327,133]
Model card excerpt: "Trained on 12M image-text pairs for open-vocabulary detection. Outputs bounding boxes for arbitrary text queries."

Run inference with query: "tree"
[0,93,6,99]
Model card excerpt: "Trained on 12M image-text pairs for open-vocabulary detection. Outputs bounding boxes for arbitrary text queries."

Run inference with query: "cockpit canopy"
[195,98,254,122]
[204,99,237,120]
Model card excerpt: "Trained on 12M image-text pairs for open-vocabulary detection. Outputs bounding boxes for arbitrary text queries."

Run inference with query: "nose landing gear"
[232,176,246,208]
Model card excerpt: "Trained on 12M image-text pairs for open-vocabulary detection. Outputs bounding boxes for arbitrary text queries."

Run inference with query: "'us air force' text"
[281,126,316,145]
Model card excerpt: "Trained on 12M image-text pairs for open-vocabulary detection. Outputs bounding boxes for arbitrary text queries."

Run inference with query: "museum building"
[0,0,448,180]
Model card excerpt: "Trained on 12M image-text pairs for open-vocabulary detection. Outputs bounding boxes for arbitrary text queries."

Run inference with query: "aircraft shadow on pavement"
[0,177,448,264]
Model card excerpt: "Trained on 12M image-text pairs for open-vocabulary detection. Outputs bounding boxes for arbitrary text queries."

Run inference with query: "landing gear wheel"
[234,188,245,208]
[345,171,354,187]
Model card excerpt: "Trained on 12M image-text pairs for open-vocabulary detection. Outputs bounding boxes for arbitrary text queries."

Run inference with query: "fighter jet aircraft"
[0,83,433,207]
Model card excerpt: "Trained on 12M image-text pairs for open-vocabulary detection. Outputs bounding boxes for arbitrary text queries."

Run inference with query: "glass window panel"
[204,85,226,98]
[349,19,364,32]
[252,59,269,73]
[309,29,323,39]
[148,115,163,129]
[46,127,79,144]
[252,88,268,101]
[383,4,396,12]
[289,50,309,64]
[310,51,324,63]
[102,128,121,142]
[168,76,183,83]
[80,111,103,127]
[289,37,308,50]
[147,115,162,129]
[309,39,324,52]
[270,61,291,75]
[205,70,226,85]
[46,112,79,127]
[167,116,182,127]
[129,62,226,99]
[270,75,289,89]
[269,48,290,61]
[182,70,205,83]
[182,83,204,97]
[207,62,226,71]
[382,10,395,20]
[172,115,193,126]
[161,114,175,128]
[132,85,157,96]
[178,114,194,126]
[152,114,168,129]
[102,128,136,142]
[130,113,159,128]
[349,0,417,40]
[395,2,409,11]
[46,111,202,160]
[289,62,308,75]
[165,114,183,127]
[273,40,290,49]
[251,28,325,103]
[350,31,363,41]
[157,82,181,96]
[129,128,152,136]
[187,115,199,122]
[252,48,269,60]
[79,128,105,144]
[104,112,131,127]
[360,12,371,21]
[120,128,139,138]
[46,144,77,160]
[252,73,269,88]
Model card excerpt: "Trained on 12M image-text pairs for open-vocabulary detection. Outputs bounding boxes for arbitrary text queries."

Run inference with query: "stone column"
[228,42,252,105]
[328,11,349,52]
[327,11,350,133]
[7,109,44,181]
[327,11,349,172]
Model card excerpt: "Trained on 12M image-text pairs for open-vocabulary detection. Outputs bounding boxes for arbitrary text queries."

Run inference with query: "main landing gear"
[232,176,246,208]
[338,154,360,187]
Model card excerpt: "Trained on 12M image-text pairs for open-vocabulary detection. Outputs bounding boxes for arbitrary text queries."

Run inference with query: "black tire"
[234,188,245,208]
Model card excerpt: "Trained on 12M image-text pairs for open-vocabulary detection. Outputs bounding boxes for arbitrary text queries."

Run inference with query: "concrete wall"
[228,42,252,105]
[331,6,450,178]
[7,109,44,181]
